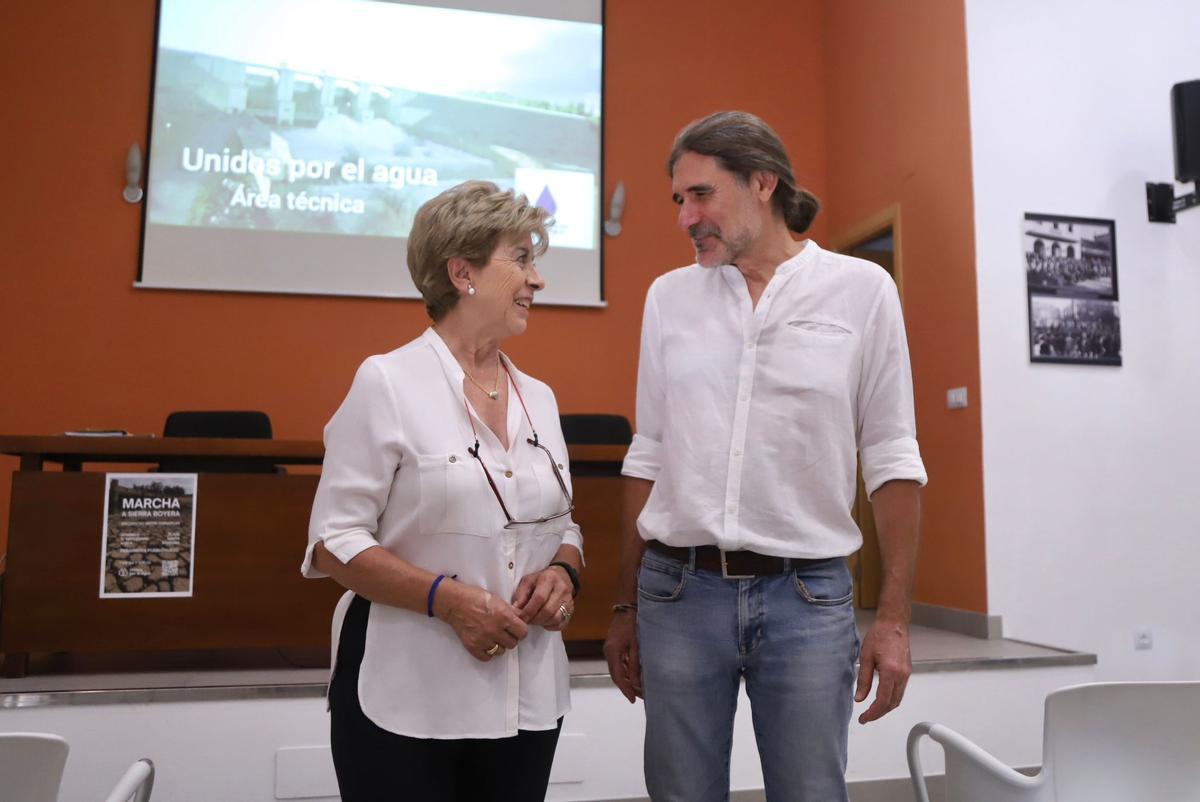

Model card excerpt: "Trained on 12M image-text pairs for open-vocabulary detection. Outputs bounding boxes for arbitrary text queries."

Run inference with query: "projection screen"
[138,0,604,306]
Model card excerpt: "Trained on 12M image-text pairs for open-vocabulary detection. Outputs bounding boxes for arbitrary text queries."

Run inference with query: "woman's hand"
[435,581,529,661]
[512,565,575,632]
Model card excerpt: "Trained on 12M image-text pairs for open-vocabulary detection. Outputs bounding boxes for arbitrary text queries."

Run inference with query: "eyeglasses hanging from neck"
[464,360,574,529]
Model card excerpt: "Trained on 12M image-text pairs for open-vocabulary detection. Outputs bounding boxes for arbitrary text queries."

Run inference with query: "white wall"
[966,0,1200,679]
[0,662,1095,801]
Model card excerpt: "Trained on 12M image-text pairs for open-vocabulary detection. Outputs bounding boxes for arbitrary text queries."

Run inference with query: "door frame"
[830,203,905,608]
[830,202,905,300]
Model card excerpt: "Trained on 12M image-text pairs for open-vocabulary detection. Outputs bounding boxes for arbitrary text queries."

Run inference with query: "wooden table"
[0,436,626,676]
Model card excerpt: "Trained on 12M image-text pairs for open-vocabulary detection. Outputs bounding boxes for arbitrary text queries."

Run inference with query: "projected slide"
[140,0,603,306]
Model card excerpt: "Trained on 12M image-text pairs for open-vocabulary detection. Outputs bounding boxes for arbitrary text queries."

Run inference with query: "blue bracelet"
[427,574,449,618]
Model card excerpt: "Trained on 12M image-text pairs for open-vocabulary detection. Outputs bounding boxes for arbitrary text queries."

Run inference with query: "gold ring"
[559,603,572,621]
[485,644,501,656]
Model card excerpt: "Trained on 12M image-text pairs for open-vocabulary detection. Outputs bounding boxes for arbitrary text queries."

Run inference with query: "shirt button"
[733,449,742,457]
[728,504,737,513]
[448,455,456,463]
[508,561,514,570]
[557,463,563,470]
[504,470,513,478]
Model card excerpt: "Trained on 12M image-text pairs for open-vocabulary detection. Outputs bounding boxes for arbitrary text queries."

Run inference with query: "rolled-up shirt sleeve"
[558,521,584,559]
[301,357,404,578]
[857,280,928,498]
[622,283,666,481]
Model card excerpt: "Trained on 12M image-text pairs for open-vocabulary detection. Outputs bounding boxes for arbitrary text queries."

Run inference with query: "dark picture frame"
[1024,212,1121,366]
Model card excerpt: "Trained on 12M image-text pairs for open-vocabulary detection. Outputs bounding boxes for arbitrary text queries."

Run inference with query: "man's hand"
[857,479,921,723]
[855,616,911,723]
[605,477,652,704]
[603,611,642,703]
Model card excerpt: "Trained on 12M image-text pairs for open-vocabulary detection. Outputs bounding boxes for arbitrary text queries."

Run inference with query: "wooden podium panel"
[2,472,344,655]
[0,437,628,671]
[561,475,623,643]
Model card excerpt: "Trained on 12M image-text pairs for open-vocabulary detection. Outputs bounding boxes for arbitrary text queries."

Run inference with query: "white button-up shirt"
[622,241,927,558]
[302,328,582,739]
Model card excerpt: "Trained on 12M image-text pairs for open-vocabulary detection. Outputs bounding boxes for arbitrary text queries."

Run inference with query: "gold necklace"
[462,358,502,400]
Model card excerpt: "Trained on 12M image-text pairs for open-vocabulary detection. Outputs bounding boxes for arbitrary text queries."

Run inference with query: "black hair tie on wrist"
[548,561,580,597]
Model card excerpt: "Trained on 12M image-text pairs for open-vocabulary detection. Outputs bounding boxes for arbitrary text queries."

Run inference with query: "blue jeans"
[637,549,859,802]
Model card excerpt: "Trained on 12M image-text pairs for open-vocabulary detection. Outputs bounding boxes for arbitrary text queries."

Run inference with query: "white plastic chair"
[907,681,1200,802]
[0,732,68,802]
[103,758,155,802]
[0,732,155,802]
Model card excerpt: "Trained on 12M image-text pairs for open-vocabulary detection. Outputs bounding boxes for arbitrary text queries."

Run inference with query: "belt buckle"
[720,549,753,580]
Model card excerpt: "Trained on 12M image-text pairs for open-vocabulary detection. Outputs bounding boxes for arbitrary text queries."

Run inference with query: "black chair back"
[164,410,272,439]
[559,414,631,477]
[559,414,632,446]
[159,410,277,473]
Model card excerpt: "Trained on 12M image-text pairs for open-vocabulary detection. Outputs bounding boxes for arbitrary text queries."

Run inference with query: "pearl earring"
[467,283,476,296]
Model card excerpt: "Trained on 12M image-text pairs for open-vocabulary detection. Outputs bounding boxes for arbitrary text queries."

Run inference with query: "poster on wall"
[99,474,197,598]
[1023,212,1122,366]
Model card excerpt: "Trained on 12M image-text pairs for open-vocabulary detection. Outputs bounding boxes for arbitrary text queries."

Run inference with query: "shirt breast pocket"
[415,452,497,537]
[788,319,853,338]
[772,319,857,397]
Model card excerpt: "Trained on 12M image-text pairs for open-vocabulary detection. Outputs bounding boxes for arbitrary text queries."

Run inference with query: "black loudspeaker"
[1172,80,1200,183]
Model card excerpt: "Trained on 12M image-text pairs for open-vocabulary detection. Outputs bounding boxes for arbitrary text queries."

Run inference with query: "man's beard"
[690,224,732,267]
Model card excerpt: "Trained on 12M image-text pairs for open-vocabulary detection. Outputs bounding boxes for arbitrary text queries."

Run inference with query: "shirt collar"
[777,238,818,277]
[421,327,526,398]
[717,239,819,294]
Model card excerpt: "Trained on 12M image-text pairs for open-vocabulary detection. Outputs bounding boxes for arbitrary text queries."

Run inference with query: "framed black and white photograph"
[1023,213,1121,366]
[1029,296,1122,365]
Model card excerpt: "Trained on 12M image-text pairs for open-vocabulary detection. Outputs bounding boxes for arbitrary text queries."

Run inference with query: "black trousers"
[329,595,562,802]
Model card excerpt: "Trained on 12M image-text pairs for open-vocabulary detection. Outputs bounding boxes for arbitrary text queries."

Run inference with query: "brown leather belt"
[646,539,826,578]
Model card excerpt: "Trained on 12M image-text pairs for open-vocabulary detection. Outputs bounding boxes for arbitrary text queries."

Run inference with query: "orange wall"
[0,1,829,552]
[823,0,988,612]
[2,1,987,614]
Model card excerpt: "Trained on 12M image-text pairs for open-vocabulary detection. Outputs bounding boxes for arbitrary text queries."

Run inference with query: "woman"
[302,180,584,801]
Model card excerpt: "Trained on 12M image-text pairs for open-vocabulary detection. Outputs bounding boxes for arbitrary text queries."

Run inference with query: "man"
[603,111,927,802]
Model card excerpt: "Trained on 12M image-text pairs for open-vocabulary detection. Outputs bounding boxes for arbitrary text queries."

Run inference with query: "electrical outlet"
[1134,628,1154,651]
[946,387,968,409]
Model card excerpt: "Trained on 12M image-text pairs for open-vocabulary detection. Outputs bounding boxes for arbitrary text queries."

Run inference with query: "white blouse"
[302,328,583,739]
[623,241,927,559]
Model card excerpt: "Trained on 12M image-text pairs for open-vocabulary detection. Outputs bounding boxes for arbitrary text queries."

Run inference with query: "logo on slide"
[516,168,595,250]
[536,185,558,216]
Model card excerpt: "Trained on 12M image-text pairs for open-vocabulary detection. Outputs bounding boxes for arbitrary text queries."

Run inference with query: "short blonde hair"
[407,181,551,321]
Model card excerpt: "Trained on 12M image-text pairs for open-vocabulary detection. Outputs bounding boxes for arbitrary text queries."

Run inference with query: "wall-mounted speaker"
[1149,80,1200,223]
[1171,80,1200,183]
